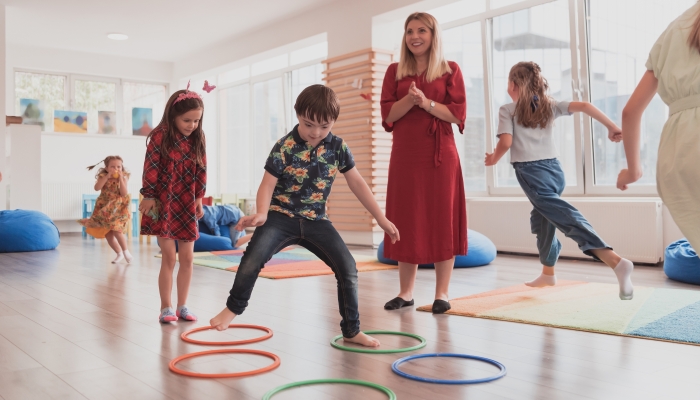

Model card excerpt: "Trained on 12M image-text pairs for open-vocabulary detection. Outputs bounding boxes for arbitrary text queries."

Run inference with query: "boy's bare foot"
[209,307,237,331]
[343,331,380,347]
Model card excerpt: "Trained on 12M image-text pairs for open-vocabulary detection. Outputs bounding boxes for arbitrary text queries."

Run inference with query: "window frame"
[578,0,661,196]
[14,68,168,136]
[435,0,663,197]
[216,53,327,197]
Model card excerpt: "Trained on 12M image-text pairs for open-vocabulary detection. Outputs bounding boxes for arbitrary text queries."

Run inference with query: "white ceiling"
[4,0,338,62]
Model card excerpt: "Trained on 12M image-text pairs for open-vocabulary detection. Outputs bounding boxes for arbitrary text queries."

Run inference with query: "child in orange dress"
[79,156,133,263]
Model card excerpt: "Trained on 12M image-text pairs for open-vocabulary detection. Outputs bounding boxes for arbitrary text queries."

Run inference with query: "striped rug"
[418,281,700,345]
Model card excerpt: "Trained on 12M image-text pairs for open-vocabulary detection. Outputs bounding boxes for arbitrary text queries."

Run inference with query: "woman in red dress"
[381,12,467,314]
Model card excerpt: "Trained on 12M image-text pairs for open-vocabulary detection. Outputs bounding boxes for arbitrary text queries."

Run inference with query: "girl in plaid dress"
[139,86,207,323]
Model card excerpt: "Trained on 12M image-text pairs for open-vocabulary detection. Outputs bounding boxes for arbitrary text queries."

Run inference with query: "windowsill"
[41,132,147,139]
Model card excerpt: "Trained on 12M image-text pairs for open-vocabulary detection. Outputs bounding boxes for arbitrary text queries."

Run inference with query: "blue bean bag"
[194,222,236,252]
[664,239,700,285]
[377,229,496,268]
[167,222,238,252]
[0,210,60,253]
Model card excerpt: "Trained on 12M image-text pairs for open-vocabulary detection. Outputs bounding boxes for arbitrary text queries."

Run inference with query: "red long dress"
[380,61,467,264]
[140,125,207,241]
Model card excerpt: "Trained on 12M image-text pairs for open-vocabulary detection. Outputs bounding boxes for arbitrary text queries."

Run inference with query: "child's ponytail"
[87,156,129,179]
[509,62,555,129]
[688,2,700,53]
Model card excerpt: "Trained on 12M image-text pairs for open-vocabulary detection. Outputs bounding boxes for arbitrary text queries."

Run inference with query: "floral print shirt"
[264,125,355,220]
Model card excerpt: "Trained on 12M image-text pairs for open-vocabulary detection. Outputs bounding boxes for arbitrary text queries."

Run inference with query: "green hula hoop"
[262,378,396,400]
[330,330,427,354]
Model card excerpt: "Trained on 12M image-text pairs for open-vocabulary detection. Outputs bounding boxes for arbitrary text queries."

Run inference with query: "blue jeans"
[514,159,611,266]
[226,211,360,338]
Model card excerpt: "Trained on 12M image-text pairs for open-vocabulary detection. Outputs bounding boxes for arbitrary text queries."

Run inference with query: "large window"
[422,0,692,196]
[75,79,116,134]
[253,77,286,189]
[220,84,251,194]
[444,22,487,192]
[491,0,576,188]
[15,71,66,131]
[122,82,167,136]
[587,0,696,187]
[216,42,327,196]
[15,71,166,136]
[288,63,325,128]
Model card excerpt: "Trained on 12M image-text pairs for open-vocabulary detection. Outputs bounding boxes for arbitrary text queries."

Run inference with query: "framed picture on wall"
[97,111,117,134]
[54,110,87,133]
[132,107,153,136]
[19,98,45,130]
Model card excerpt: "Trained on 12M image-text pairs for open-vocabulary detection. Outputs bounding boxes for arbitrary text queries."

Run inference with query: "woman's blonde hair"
[688,1,700,52]
[509,62,555,129]
[396,12,452,82]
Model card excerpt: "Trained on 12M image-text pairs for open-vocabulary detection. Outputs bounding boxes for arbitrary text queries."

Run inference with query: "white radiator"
[42,182,141,220]
[467,198,664,264]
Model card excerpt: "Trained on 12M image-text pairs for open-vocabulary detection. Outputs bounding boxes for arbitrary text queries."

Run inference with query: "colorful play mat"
[157,247,397,279]
[418,281,700,346]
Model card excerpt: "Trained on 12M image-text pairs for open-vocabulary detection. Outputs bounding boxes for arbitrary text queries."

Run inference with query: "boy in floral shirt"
[210,85,400,348]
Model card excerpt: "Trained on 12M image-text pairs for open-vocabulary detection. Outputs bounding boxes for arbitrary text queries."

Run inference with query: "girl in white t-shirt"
[485,61,634,300]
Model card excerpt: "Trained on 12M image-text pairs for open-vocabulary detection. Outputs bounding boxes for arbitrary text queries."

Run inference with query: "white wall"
[42,133,146,232]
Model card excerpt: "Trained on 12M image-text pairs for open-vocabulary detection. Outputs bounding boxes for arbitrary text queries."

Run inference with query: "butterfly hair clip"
[203,80,216,93]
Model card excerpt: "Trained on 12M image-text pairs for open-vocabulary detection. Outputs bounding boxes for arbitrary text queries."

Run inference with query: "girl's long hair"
[688,1,700,52]
[509,62,555,129]
[148,90,206,167]
[87,155,130,179]
[396,12,452,82]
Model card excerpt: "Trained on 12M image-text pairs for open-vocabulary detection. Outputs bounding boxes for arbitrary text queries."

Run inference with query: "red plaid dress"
[140,125,206,241]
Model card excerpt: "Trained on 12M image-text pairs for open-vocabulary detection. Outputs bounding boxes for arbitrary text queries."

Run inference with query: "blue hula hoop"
[391,353,506,384]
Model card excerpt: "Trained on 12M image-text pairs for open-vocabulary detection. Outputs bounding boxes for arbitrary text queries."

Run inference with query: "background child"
[618,2,700,253]
[210,85,400,347]
[199,204,252,248]
[485,61,634,300]
[79,156,132,263]
[139,84,207,323]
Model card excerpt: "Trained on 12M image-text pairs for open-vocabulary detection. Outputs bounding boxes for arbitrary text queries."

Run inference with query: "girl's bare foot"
[209,307,237,331]
[343,331,380,347]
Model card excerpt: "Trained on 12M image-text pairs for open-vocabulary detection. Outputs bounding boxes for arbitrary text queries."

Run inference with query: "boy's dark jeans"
[226,211,360,338]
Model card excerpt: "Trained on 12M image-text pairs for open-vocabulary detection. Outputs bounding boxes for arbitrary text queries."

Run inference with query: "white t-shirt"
[496,100,572,163]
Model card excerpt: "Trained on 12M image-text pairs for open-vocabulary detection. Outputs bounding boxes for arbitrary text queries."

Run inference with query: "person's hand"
[195,201,204,219]
[409,82,430,110]
[235,213,267,231]
[378,217,400,244]
[608,125,622,142]
[484,152,498,166]
[617,168,641,191]
[0,171,3,182]
[139,199,156,214]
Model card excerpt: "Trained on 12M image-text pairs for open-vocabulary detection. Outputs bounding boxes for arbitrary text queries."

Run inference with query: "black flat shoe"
[384,297,414,310]
[432,299,451,314]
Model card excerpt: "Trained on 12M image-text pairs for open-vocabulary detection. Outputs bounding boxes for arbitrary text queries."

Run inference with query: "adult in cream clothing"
[618,1,700,251]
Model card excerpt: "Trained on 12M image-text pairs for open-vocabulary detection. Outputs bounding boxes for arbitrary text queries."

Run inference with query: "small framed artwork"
[19,98,45,130]
[54,110,87,133]
[98,111,117,134]
[132,107,153,136]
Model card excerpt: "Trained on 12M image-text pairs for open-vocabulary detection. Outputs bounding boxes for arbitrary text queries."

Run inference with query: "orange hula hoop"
[181,324,273,345]
[169,348,281,378]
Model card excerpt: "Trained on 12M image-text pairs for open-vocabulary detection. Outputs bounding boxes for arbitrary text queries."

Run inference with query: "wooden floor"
[2,235,700,400]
